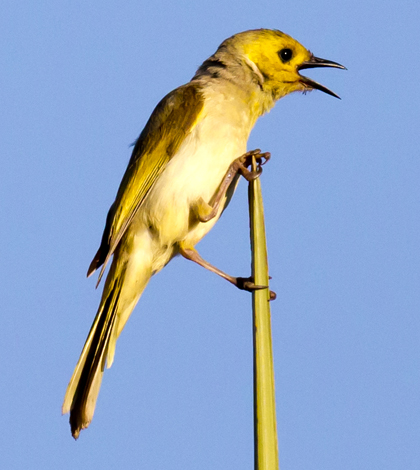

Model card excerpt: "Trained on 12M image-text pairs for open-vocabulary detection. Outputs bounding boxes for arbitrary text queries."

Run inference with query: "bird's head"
[217,29,345,102]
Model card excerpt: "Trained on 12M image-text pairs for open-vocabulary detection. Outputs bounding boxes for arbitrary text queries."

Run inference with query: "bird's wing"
[88,83,205,284]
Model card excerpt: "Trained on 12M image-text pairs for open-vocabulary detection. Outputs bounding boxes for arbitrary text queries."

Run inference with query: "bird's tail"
[62,257,151,439]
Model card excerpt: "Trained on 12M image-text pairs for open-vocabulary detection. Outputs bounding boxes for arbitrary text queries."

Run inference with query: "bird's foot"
[235,276,276,300]
[237,149,271,181]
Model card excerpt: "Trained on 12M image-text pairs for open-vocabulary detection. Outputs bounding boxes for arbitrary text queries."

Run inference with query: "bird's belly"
[141,131,246,250]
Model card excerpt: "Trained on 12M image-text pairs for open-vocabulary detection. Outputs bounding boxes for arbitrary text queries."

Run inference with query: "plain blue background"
[1,1,419,468]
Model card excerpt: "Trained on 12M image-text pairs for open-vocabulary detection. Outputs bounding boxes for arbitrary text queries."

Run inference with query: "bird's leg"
[178,242,272,294]
[193,149,271,223]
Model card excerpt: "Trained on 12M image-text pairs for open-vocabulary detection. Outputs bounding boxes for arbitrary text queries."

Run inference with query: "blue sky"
[1,0,419,469]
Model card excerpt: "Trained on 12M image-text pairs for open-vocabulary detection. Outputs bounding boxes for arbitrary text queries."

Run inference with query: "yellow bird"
[63,28,344,438]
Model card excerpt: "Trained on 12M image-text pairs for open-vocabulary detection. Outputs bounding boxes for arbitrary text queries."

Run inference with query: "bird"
[62,28,345,439]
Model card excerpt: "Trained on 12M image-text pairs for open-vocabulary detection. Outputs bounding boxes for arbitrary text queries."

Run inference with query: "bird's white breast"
[141,90,254,250]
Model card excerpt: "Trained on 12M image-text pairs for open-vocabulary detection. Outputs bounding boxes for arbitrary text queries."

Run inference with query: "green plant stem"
[249,159,279,470]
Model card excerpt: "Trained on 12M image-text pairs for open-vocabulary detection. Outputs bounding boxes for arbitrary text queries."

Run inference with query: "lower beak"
[297,56,346,99]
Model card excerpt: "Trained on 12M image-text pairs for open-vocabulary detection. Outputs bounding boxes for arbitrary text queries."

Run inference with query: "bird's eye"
[279,48,293,63]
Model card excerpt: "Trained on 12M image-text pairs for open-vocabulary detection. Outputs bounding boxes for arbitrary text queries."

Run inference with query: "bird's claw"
[236,276,276,301]
[240,149,271,171]
[236,149,270,181]
[242,166,263,182]
[236,276,266,291]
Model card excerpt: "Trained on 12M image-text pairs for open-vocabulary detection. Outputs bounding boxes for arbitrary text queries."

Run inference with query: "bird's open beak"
[297,55,346,99]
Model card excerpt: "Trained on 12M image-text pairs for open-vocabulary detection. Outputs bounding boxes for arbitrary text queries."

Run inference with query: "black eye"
[279,48,293,63]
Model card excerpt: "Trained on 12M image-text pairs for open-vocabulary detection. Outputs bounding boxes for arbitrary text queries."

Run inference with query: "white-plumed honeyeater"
[63,28,345,438]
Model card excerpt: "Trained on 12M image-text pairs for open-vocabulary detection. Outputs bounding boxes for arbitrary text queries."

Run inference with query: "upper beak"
[297,55,346,99]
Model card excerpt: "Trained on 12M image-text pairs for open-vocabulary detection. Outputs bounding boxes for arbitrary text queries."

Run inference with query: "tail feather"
[62,280,121,439]
[63,230,155,438]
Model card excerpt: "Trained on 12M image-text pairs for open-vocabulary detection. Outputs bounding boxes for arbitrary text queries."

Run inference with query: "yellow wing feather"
[88,84,204,283]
